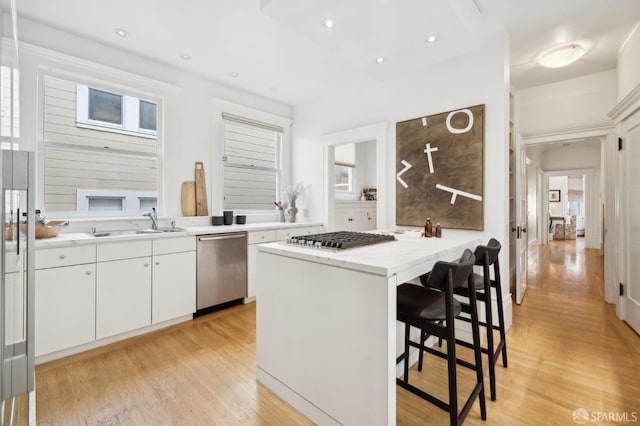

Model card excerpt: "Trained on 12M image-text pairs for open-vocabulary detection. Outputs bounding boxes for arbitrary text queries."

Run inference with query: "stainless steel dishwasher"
[196,232,247,312]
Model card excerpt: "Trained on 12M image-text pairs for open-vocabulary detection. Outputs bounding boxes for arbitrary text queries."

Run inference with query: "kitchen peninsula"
[255,233,480,425]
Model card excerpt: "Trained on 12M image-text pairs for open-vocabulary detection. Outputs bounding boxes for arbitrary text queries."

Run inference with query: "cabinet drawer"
[153,236,196,255]
[276,226,318,241]
[248,230,277,245]
[97,240,152,262]
[36,245,96,270]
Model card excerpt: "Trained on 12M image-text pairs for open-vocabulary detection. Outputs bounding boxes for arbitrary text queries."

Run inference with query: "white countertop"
[257,232,481,277]
[29,221,323,249]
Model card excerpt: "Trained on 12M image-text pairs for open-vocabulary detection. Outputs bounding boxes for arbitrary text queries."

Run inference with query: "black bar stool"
[452,238,507,401]
[396,249,486,426]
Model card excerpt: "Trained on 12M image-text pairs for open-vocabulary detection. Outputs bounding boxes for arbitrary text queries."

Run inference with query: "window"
[222,114,282,211]
[1,65,20,148]
[88,88,122,125]
[334,143,355,193]
[76,84,157,138]
[76,189,157,212]
[334,165,354,192]
[139,100,157,131]
[42,75,160,215]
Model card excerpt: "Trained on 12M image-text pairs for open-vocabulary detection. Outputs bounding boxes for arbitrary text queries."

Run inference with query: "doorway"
[547,175,586,243]
[321,122,388,231]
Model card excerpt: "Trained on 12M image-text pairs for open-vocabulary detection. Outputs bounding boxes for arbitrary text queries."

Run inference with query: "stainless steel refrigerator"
[1,149,35,424]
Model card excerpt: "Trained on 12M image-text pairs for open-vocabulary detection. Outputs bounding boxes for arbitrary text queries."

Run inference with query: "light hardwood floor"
[35,239,640,425]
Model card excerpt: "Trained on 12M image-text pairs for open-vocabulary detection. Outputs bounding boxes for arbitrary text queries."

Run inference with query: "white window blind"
[567,176,584,202]
[222,114,282,210]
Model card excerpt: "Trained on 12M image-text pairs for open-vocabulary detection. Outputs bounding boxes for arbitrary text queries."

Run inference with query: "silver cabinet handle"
[155,262,160,266]
[86,271,92,275]
[198,234,246,242]
[59,254,66,259]
[144,263,149,267]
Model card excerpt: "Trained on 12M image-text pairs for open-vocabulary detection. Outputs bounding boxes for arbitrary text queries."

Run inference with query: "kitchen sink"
[157,227,186,233]
[89,227,186,237]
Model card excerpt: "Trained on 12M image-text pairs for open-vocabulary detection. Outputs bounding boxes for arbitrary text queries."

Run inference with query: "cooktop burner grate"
[286,231,396,250]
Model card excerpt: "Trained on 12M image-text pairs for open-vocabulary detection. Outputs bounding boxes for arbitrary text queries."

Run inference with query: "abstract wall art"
[396,104,485,230]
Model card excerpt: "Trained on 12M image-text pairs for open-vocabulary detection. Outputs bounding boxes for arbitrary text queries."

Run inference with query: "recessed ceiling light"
[538,44,586,68]
[113,28,128,37]
[322,19,334,29]
[269,87,279,92]
[426,35,438,43]
[376,57,385,64]
[179,54,191,60]
[230,72,239,78]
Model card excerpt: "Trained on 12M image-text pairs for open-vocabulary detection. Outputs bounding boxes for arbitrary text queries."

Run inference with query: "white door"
[621,126,640,334]
[515,143,529,304]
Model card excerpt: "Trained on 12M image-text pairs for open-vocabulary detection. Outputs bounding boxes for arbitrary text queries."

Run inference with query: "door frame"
[321,122,388,231]
[542,169,598,247]
[521,124,616,303]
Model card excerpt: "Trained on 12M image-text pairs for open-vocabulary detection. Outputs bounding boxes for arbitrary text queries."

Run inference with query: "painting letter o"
[446,109,473,134]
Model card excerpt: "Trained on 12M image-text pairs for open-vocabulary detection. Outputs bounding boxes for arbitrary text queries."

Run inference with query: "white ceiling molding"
[521,122,615,145]
[608,83,640,123]
[10,39,180,95]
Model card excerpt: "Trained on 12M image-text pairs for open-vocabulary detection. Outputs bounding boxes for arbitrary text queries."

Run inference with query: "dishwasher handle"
[198,234,245,242]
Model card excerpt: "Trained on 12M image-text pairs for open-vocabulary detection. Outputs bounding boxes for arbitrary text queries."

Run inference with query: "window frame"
[222,116,283,212]
[334,163,355,194]
[37,68,165,219]
[211,97,292,218]
[76,83,158,139]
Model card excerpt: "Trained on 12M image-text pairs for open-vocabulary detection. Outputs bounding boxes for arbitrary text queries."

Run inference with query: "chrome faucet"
[143,207,158,230]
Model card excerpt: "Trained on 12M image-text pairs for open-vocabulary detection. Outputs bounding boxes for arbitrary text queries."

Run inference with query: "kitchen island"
[255,233,480,425]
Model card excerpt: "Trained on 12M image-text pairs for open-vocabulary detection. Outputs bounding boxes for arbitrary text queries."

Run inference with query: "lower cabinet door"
[152,251,196,324]
[35,264,96,356]
[96,257,152,339]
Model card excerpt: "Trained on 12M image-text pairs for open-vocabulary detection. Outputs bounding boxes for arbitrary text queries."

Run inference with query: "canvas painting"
[396,105,485,230]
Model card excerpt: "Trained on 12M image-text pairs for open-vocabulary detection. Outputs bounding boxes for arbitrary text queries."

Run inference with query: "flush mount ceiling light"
[375,57,385,64]
[426,34,438,43]
[113,28,128,37]
[322,18,334,29]
[230,72,239,78]
[179,54,191,60]
[269,86,279,92]
[538,44,586,68]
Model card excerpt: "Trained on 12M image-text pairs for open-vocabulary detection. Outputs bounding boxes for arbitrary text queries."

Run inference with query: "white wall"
[515,70,617,136]
[355,140,377,195]
[11,17,293,218]
[548,176,568,216]
[617,22,640,101]
[538,142,602,171]
[292,30,510,285]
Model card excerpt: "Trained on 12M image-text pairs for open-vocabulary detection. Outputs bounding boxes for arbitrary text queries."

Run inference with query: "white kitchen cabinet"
[96,257,152,339]
[36,245,96,269]
[334,202,377,231]
[275,226,320,241]
[152,251,196,324]
[35,264,96,356]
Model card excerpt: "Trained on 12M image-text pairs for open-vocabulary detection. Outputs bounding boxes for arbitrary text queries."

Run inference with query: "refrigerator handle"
[16,207,20,255]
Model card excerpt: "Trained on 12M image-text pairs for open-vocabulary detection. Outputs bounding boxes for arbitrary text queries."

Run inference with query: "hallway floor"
[33,239,640,425]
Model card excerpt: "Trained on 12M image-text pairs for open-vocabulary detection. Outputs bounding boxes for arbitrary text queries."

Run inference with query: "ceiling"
[6,0,640,105]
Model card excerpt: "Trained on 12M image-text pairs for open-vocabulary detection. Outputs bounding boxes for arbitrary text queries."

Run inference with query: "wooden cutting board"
[181,181,196,216]
[194,162,209,216]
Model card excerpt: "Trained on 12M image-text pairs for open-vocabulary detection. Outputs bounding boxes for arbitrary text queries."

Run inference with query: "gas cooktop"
[285,231,396,250]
